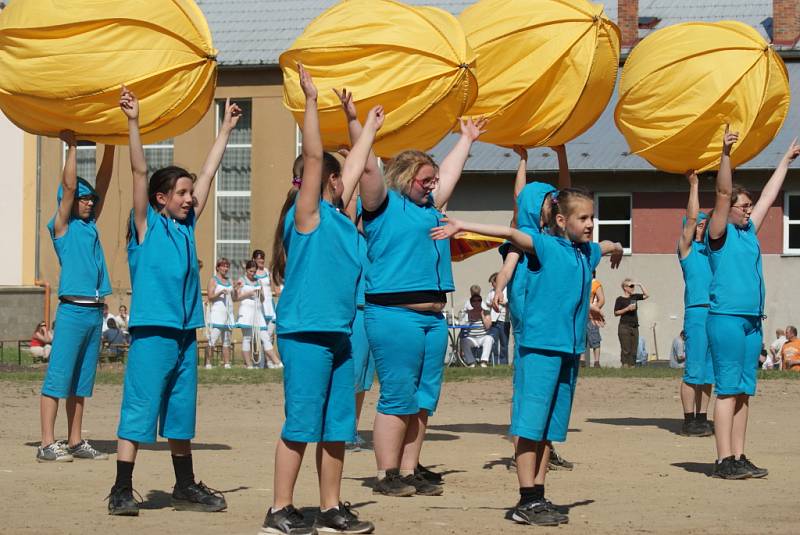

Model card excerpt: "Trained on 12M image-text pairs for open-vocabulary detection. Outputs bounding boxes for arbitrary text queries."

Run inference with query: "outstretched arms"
[53,130,78,238]
[334,88,382,210]
[432,117,488,209]
[678,171,700,258]
[708,126,738,241]
[751,138,800,232]
[194,98,242,220]
[119,86,149,242]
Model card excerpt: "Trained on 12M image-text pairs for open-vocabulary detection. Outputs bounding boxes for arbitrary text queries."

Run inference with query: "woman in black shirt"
[614,279,649,367]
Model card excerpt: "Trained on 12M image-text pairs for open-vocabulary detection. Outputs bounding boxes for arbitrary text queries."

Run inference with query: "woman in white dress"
[205,257,234,369]
[252,249,282,369]
[235,260,271,369]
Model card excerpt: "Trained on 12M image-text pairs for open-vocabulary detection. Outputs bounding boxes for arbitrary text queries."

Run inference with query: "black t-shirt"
[615,294,644,327]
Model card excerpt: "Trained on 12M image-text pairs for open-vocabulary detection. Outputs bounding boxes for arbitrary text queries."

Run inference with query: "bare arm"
[594,285,606,309]
[553,145,571,190]
[206,277,225,299]
[93,145,115,220]
[430,216,534,256]
[600,240,624,269]
[335,88,382,210]
[432,117,488,209]
[53,130,77,238]
[513,146,528,200]
[294,64,324,234]
[339,106,384,213]
[708,126,738,240]
[636,282,649,299]
[194,98,242,220]
[120,86,149,242]
[751,138,800,232]
[678,171,699,258]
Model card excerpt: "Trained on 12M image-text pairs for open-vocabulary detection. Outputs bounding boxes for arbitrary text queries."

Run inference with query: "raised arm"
[492,249,520,312]
[294,64,324,233]
[93,144,116,220]
[553,145,571,189]
[120,86,149,242]
[678,171,700,258]
[53,130,77,238]
[635,281,649,299]
[751,138,800,232]
[600,240,624,269]
[432,117,488,209]
[334,88,382,209]
[193,98,242,220]
[339,106,384,211]
[708,126,738,240]
[513,146,528,200]
[430,216,534,256]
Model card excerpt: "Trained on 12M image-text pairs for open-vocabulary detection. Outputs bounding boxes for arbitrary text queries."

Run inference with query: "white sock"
[377,470,387,479]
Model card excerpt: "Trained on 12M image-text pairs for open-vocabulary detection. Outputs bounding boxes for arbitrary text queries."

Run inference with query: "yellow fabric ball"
[0,0,217,144]
[460,0,619,148]
[615,21,790,173]
[280,0,477,158]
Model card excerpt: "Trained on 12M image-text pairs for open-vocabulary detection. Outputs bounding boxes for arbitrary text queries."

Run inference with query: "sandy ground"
[1,375,798,535]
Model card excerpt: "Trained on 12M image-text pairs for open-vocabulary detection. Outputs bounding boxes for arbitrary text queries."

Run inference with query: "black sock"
[696,412,708,423]
[519,485,545,505]
[684,412,694,423]
[114,460,135,490]
[172,454,195,490]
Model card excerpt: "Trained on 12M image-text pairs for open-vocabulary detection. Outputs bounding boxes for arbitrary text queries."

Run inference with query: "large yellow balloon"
[0,0,217,144]
[280,0,477,158]
[615,21,790,173]
[460,0,619,148]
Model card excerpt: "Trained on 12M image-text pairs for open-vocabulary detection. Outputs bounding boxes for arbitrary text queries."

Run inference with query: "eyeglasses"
[414,176,439,189]
[626,284,635,288]
[77,195,95,204]
[732,203,753,212]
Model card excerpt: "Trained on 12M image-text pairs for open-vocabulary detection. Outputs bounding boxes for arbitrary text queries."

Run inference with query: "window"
[783,192,800,254]
[215,99,252,280]
[594,194,632,253]
[143,138,174,178]
[62,141,97,184]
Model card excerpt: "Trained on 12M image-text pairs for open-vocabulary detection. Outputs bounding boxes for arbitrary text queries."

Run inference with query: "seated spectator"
[102,318,128,349]
[30,321,53,362]
[461,285,493,368]
[669,330,686,369]
[484,272,509,364]
[764,328,786,370]
[781,325,800,372]
[101,303,113,333]
[115,304,130,335]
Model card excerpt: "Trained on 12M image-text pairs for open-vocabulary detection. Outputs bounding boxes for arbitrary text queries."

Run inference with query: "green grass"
[1,363,798,384]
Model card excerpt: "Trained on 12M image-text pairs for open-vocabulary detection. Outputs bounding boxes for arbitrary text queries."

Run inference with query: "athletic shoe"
[275,362,284,369]
[415,463,443,485]
[205,364,213,369]
[593,361,601,368]
[171,481,227,512]
[511,500,563,526]
[401,472,443,496]
[260,505,314,535]
[711,456,751,480]
[67,439,108,460]
[314,501,374,533]
[681,420,713,437]
[373,469,416,497]
[36,442,73,463]
[480,362,488,368]
[737,455,768,478]
[542,499,569,524]
[223,363,232,369]
[106,485,141,516]
[548,448,574,471]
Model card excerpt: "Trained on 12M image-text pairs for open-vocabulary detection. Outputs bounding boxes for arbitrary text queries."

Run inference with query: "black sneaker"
[511,500,563,526]
[106,485,141,516]
[415,463,443,484]
[737,455,768,478]
[402,472,443,496]
[711,456,751,480]
[373,469,416,497]
[260,505,314,535]
[681,420,713,437]
[548,448,574,471]
[542,499,570,525]
[314,501,374,533]
[171,481,227,512]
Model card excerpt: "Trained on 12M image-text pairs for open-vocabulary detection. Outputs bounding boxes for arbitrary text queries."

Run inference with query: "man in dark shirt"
[614,279,649,367]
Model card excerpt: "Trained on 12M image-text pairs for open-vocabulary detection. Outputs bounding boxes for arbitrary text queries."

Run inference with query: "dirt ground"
[1,375,797,534]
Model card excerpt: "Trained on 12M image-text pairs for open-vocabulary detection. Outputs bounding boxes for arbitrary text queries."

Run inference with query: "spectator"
[614,279,649,367]
[461,285,493,367]
[30,321,54,362]
[585,271,605,368]
[781,326,800,371]
[764,328,786,370]
[670,330,686,369]
[115,305,130,336]
[101,303,113,333]
[102,318,128,346]
[484,272,509,364]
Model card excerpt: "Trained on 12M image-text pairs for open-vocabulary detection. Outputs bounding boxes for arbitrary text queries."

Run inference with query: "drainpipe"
[35,135,42,281]
[34,279,50,328]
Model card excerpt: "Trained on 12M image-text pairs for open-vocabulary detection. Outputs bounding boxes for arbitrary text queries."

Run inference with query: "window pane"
[144,142,174,177]
[789,224,800,250]
[788,195,800,221]
[218,147,251,191]
[216,242,251,281]
[598,195,631,220]
[599,224,631,249]
[76,148,96,183]
[217,196,250,241]
[217,99,252,145]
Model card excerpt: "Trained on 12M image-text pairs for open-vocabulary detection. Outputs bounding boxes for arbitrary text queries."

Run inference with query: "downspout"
[35,135,41,280]
[35,279,50,328]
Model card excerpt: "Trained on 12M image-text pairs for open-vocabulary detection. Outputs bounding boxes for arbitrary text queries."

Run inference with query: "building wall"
[0,112,24,286]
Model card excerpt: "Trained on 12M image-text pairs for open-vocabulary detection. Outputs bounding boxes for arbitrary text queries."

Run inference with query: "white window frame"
[62,141,97,184]
[214,99,252,272]
[593,193,632,255]
[783,191,800,255]
[295,124,303,158]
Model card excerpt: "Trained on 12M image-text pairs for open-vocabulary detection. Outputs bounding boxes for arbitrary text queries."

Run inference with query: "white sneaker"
[223,363,231,369]
[246,366,255,369]
[36,442,73,463]
[204,364,213,370]
[275,362,284,369]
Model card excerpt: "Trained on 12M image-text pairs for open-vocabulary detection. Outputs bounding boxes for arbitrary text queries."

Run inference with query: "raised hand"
[460,116,488,142]
[429,215,462,240]
[119,85,139,120]
[59,129,77,147]
[685,169,698,186]
[784,137,800,163]
[491,290,505,313]
[365,105,385,133]
[297,63,317,101]
[589,304,606,327]
[221,98,242,132]
[513,145,527,160]
[609,242,623,269]
[722,124,739,155]
[333,88,358,121]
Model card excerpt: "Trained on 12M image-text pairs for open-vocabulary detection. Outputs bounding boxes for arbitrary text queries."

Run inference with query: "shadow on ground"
[586,417,684,436]
[25,439,232,453]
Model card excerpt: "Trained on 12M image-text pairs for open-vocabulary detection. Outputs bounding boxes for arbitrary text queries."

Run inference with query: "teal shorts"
[117,327,197,443]
[351,308,375,393]
[683,306,715,386]
[707,313,761,396]
[278,332,356,443]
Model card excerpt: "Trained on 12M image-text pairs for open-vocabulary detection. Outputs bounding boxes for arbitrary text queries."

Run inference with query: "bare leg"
[355,391,366,427]
[373,413,408,470]
[222,345,231,366]
[316,442,344,510]
[533,441,550,485]
[399,410,427,471]
[731,395,749,457]
[40,394,60,446]
[65,396,85,447]
[243,349,254,368]
[265,348,281,366]
[713,395,735,459]
[117,438,139,463]
[273,438,307,509]
[592,347,600,366]
[680,382,696,414]
[515,438,537,488]
[697,384,713,414]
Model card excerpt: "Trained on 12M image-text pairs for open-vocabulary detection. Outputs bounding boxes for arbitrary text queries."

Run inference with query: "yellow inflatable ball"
[460,0,620,148]
[280,0,477,158]
[615,21,790,174]
[0,0,217,144]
